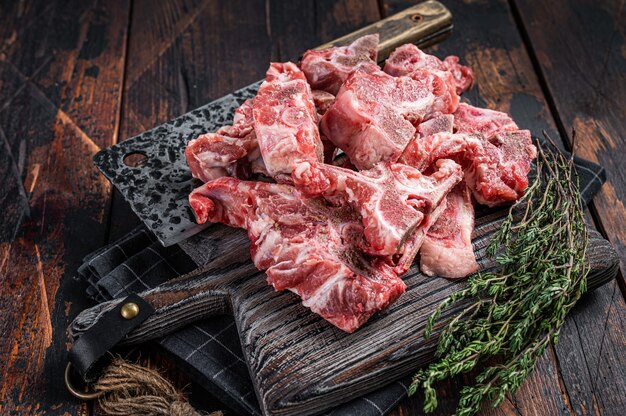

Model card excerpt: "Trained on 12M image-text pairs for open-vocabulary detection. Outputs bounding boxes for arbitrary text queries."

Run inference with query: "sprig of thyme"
[409,139,589,416]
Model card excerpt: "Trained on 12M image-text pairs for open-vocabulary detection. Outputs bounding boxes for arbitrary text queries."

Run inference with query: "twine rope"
[93,357,223,416]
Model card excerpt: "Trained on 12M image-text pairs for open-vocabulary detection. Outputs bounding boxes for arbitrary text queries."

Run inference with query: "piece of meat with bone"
[300,34,381,95]
[398,130,536,206]
[384,43,474,94]
[420,184,478,278]
[185,98,267,182]
[292,158,463,257]
[320,69,458,169]
[188,177,406,333]
[253,62,323,182]
[468,130,536,206]
[453,102,518,139]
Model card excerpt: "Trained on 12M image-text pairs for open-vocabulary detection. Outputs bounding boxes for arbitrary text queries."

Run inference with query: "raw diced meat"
[312,90,336,116]
[418,114,455,137]
[312,90,338,163]
[253,62,323,182]
[384,43,474,94]
[420,184,478,278]
[186,98,267,181]
[398,132,483,170]
[398,131,536,206]
[467,130,536,206]
[443,56,474,94]
[292,159,463,256]
[453,103,518,139]
[300,34,381,95]
[320,69,458,169]
[189,177,406,333]
[393,191,448,275]
[185,133,256,182]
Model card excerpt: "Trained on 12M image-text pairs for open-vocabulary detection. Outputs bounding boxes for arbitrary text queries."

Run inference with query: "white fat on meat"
[292,158,463,257]
[253,62,323,181]
[188,177,406,333]
[419,184,478,278]
[320,69,459,169]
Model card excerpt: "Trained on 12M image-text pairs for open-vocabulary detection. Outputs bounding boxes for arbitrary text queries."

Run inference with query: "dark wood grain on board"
[0,0,130,414]
[70,216,616,416]
[106,0,388,408]
[382,1,566,414]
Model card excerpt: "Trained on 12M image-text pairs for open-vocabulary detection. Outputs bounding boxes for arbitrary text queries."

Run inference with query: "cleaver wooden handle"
[317,0,452,61]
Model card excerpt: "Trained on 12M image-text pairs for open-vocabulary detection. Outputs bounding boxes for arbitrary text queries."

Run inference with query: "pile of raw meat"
[185,34,536,333]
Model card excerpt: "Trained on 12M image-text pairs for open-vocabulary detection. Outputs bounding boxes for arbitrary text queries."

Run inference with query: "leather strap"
[69,294,154,383]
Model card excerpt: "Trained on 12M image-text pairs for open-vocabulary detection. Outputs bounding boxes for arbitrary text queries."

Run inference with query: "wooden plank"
[0,0,130,413]
[379,0,573,414]
[108,0,278,242]
[513,0,626,290]
[511,1,626,415]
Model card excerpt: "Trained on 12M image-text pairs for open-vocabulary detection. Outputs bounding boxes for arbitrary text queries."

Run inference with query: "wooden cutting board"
[72,2,620,415]
[72,211,618,416]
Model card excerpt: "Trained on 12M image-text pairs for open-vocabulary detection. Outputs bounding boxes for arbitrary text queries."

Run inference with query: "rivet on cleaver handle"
[93,0,453,247]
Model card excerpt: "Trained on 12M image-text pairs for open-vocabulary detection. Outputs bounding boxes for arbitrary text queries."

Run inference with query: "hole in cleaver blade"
[93,81,262,246]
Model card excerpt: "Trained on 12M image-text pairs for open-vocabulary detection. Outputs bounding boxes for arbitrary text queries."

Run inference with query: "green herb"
[409,139,589,416]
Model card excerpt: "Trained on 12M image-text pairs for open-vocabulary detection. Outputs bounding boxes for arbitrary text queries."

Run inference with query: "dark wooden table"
[1,0,625,414]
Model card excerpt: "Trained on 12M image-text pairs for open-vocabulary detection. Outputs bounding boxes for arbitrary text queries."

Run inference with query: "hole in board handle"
[123,151,148,167]
[410,13,423,22]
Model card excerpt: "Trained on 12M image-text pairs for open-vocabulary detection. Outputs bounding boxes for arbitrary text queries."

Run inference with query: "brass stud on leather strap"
[120,302,140,319]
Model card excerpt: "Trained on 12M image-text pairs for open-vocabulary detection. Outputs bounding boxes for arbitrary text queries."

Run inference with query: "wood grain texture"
[381,1,626,415]
[104,0,389,411]
[2,1,625,415]
[0,0,130,414]
[512,1,626,414]
[513,0,626,293]
[316,0,452,59]
[70,205,618,416]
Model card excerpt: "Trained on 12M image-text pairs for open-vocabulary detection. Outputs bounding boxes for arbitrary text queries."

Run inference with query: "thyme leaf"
[409,138,589,415]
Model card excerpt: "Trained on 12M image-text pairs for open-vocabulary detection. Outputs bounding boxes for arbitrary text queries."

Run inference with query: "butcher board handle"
[316,0,453,60]
[69,261,257,345]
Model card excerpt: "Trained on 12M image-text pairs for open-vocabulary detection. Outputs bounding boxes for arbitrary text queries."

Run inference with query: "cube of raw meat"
[420,184,478,278]
[292,159,463,257]
[398,132,484,170]
[418,114,455,137]
[300,34,381,95]
[185,98,267,181]
[189,177,406,333]
[312,90,336,117]
[393,191,448,275]
[468,130,536,206]
[253,62,324,182]
[320,69,458,169]
[384,43,474,94]
[398,131,536,207]
[185,132,258,182]
[453,103,518,139]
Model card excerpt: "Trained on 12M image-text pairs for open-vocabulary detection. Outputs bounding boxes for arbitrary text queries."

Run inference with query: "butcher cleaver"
[93,0,453,246]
